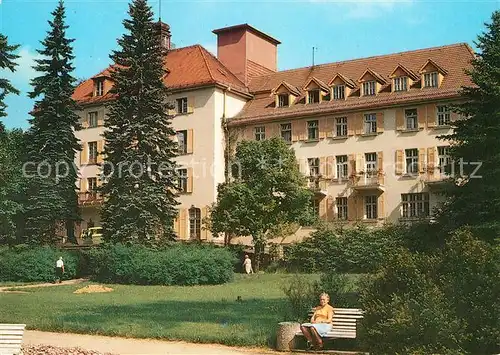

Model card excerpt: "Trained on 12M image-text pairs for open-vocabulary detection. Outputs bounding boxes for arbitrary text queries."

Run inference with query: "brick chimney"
[212,24,280,85]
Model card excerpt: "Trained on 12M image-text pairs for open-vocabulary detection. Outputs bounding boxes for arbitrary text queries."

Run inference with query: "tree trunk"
[254,238,265,273]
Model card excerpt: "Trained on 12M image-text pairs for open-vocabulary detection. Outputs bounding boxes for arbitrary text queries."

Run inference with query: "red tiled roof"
[72,45,248,105]
[231,43,474,125]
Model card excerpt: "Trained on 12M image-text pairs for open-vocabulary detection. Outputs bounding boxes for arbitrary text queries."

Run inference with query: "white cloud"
[3,46,44,92]
[309,0,414,19]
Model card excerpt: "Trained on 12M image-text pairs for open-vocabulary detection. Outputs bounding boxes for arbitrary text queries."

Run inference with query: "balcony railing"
[423,167,449,188]
[351,170,385,191]
[78,191,103,206]
[307,175,328,196]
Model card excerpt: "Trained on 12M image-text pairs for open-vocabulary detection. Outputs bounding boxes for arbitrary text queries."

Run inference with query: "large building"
[71,22,474,242]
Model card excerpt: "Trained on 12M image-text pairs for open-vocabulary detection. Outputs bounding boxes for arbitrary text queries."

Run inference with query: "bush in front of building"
[88,243,236,286]
[0,245,79,282]
[283,224,405,274]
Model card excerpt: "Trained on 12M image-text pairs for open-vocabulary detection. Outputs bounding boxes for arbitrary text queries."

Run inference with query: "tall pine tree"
[0,34,20,131]
[101,0,178,244]
[24,0,80,244]
[437,11,500,241]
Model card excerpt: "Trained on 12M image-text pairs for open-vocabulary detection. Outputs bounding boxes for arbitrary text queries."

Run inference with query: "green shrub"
[284,224,404,273]
[281,274,316,322]
[89,243,236,286]
[0,245,78,282]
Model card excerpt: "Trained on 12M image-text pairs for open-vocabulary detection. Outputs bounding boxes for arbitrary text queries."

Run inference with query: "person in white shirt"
[55,257,64,283]
[242,254,253,274]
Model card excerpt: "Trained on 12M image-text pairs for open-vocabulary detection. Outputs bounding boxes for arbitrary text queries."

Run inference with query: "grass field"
[0,274,324,347]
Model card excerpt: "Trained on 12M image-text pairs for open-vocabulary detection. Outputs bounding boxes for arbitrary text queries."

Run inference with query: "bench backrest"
[0,324,26,355]
[309,307,364,338]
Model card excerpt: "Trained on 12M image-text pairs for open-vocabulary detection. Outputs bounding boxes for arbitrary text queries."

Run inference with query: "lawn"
[0,274,323,347]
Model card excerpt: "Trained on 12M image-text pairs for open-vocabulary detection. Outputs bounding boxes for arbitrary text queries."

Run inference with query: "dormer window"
[278,94,289,107]
[363,81,376,96]
[308,89,320,104]
[393,76,408,92]
[424,72,438,88]
[332,85,345,100]
[95,79,104,96]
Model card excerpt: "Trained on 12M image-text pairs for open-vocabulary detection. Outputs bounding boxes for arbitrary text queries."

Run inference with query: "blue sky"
[1,0,498,129]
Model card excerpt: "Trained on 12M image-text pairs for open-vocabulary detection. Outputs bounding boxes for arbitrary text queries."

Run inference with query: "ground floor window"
[365,195,378,219]
[401,193,430,218]
[189,206,201,239]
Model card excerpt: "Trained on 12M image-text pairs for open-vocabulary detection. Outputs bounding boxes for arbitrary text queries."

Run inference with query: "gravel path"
[0,279,87,292]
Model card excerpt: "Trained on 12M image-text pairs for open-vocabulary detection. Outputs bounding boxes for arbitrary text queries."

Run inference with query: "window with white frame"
[308,89,320,104]
[95,80,104,96]
[365,195,378,219]
[335,117,348,137]
[177,130,187,154]
[336,155,348,179]
[393,76,408,92]
[424,72,438,88]
[401,193,429,218]
[438,146,451,174]
[333,85,345,100]
[437,105,451,126]
[405,148,419,174]
[307,120,319,140]
[254,126,266,141]
[364,113,377,134]
[189,206,201,239]
[336,197,348,220]
[88,141,98,164]
[308,157,320,177]
[280,123,292,143]
[87,177,97,192]
[88,112,98,128]
[177,169,188,193]
[176,97,188,114]
[362,81,376,96]
[278,94,289,107]
[405,108,418,130]
[365,152,377,175]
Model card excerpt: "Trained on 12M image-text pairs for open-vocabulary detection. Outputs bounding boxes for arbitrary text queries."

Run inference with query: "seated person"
[300,292,334,350]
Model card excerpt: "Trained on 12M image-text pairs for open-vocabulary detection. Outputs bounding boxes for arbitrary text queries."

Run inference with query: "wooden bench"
[296,307,364,339]
[0,324,26,355]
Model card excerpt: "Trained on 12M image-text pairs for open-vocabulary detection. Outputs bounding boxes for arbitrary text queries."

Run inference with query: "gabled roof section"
[72,44,249,105]
[303,77,329,92]
[389,63,419,81]
[272,81,301,96]
[418,59,448,75]
[358,68,387,84]
[328,73,357,88]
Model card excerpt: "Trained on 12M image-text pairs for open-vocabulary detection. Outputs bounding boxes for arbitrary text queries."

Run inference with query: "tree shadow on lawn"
[59,298,286,347]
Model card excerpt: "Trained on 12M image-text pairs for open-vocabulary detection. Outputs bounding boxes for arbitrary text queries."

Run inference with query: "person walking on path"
[55,257,64,283]
[242,254,254,274]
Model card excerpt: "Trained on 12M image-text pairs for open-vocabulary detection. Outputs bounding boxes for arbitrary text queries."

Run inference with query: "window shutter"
[347,114,355,136]
[292,122,299,142]
[81,116,89,129]
[355,114,363,135]
[427,104,436,128]
[81,143,88,165]
[326,156,334,179]
[347,196,356,221]
[98,109,105,126]
[80,179,86,193]
[356,153,364,174]
[326,118,334,138]
[173,215,180,237]
[201,207,209,240]
[187,129,194,154]
[450,110,459,123]
[187,168,193,193]
[320,157,327,177]
[395,150,403,175]
[299,121,307,141]
[187,96,195,113]
[417,106,426,129]
[356,196,364,220]
[326,196,335,221]
[348,154,356,177]
[377,194,385,219]
[427,147,436,174]
[377,151,384,173]
[319,118,327,139]
[376,112,384,133]
[396,108,404,131]
[418,148,426,173]
[319,198,327,220]
[179,209,187,239]
[266,124,274,138]
[97,140,104,164]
